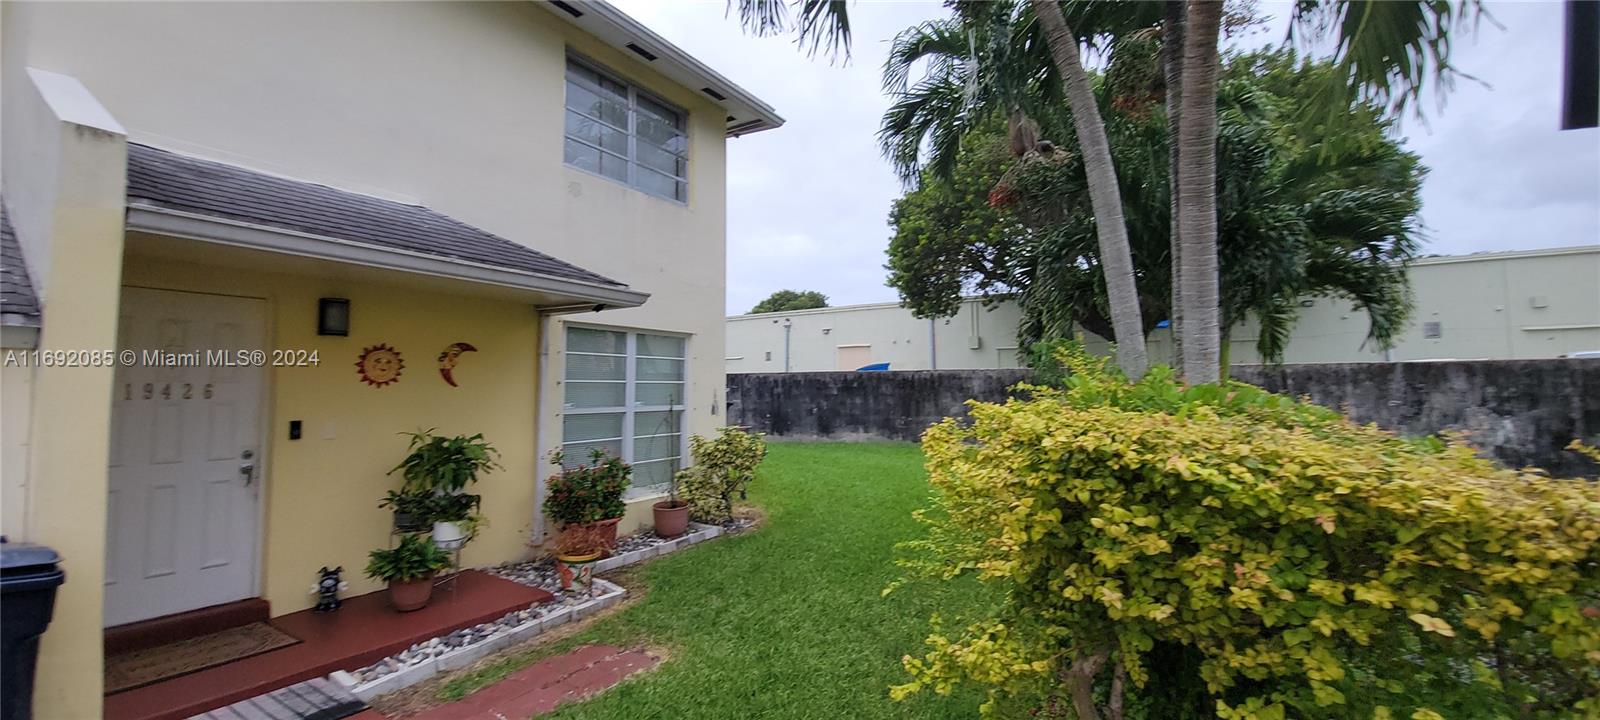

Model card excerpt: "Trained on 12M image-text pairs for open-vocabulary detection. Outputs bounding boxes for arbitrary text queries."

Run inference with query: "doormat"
[105,622,300,694]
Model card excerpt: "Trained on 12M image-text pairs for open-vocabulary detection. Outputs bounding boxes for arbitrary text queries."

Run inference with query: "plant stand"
[387,528,464,603]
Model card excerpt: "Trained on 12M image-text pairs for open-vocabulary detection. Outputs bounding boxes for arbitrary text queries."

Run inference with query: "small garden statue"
[311,566,346,612]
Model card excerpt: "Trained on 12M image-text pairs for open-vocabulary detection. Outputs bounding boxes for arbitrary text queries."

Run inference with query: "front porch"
[105,571,553,720]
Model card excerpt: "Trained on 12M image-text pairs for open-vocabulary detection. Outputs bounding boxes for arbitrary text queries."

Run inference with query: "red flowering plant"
[544,448,629,526]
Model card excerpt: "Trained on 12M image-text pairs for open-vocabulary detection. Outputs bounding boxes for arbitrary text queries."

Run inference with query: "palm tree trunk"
[1218,325,1232,379]
[1030,0,1149,381]
[1163,0,1185,372]
[1176,0,1223,383]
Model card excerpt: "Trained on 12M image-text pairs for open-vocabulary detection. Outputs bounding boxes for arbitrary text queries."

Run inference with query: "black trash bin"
[1,542,64,720]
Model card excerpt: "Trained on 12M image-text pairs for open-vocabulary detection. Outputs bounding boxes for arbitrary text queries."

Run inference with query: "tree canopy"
[748,289,830,314]
[885,49,1424,363]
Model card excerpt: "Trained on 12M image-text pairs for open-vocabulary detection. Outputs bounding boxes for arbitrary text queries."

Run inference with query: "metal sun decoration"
[356,344,404,387]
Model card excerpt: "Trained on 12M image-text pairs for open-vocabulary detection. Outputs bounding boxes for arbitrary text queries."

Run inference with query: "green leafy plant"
[365,533,452,583]
[424,492,481,523]
[678,427,768,524]
[890,343,1600,719]
[386,430,497,536]
[378,489,434,527]
[544,448,629,526]
[389,430,501,494]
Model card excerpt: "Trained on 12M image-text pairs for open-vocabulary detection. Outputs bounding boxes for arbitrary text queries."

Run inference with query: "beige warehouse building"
[727,245,1600,373]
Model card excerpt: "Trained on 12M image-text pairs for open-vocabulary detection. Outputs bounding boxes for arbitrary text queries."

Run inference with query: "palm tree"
[878,0,1158,380]
[1168,0,1485,381]
[1028,0,1148,381]
[1161,0,1185,369]
[1175,0,1223,382]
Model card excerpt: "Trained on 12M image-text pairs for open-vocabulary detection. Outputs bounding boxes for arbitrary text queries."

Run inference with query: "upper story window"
[564,56,688,203]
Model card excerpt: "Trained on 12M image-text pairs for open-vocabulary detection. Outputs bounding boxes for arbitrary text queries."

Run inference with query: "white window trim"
[564,54,689,205]
[561,324,690,498]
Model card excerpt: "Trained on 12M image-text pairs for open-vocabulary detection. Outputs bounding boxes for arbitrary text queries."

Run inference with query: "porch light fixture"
[318,298,350,336]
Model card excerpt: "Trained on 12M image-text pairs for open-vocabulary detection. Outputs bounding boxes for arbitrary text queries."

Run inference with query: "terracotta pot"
[577,518,622,555]
[652,500,690,538]
[388,575,435,612]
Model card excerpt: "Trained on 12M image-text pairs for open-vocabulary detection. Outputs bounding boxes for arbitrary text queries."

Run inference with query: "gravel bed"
[347,525,748,686]
[350,566,584,685]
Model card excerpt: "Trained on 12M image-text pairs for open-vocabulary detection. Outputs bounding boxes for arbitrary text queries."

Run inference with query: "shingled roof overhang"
[1,201,43,348]
[124,143,649,309]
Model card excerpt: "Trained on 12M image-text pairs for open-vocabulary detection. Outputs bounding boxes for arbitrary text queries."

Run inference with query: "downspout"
[782,318,792,373]
[929,317,938,370]
[533,302,613,543]
[534,307,555,544]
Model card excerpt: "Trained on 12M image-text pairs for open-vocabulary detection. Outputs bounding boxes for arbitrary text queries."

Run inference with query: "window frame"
[563,54,690,205]
[561,324,689,499]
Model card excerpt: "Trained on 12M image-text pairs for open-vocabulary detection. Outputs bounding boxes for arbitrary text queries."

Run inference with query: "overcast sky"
[610,0,1600,315]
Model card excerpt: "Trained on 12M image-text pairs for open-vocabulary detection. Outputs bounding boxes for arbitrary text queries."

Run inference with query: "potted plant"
[652,469,690,539]
[365,534,452,611]
[426,492,483,550]
[552,522,606,592]
[378,489,433,533]
[390,430,499,548]
[545,448,629,554]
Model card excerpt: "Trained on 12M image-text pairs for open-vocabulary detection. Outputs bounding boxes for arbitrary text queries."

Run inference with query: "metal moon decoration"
[356,344,404,387]
[437,342,478,387]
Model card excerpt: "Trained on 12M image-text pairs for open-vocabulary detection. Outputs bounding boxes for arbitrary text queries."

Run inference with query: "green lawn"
[442,442,988,719]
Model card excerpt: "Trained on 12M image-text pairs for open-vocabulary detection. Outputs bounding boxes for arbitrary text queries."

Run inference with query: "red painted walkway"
[106,571,554,720]
[408,645,661,720]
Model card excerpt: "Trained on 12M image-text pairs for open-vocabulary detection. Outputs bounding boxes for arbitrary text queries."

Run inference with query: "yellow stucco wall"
[121,249,549,613]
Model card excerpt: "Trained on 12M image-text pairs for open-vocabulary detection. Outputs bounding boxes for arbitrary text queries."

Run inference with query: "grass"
[438,442,988,719]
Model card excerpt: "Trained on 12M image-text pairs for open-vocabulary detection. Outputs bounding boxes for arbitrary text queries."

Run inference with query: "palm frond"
[878,75,982,184]
[732,0,852,63]
[1254,294,1300,364]
[883,19,969,93]
[1290,0,1489,117]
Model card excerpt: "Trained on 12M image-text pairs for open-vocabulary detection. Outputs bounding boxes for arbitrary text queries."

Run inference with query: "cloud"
[613,0,1598,313]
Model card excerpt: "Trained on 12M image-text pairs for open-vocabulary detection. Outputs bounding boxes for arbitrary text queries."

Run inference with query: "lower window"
[561,326,686,493]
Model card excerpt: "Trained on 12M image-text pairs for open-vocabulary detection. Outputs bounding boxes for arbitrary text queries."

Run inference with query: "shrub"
[891,345,1600,719]
[545,448,629,525]
[678,427,768,524]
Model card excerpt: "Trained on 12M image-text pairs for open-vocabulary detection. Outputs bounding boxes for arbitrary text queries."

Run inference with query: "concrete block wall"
[728,360,1599,476]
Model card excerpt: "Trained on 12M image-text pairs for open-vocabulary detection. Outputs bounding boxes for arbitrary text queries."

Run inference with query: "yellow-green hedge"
[891,347,1600,718]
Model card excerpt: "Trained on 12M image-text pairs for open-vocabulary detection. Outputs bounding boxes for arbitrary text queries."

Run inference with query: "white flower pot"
[432,521,467,550]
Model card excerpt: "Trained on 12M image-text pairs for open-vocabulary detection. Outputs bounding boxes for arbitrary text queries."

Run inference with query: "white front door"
[105,287,266,627]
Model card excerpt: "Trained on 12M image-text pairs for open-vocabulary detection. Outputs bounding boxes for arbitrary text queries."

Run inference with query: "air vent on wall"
[701,87,728,101]
[549,1,584,18]
[625,43,658,61]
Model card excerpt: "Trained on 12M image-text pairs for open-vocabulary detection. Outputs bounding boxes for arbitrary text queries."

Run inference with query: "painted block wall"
[729,247,1600,373]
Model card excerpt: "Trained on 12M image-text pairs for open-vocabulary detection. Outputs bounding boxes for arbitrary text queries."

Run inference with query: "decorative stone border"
[325,520,753,702]
[330,579,627,702]
[593,521,723,573]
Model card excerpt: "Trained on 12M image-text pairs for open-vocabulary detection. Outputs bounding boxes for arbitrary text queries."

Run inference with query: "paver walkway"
[407,645,661,720]
[195,677,366,720]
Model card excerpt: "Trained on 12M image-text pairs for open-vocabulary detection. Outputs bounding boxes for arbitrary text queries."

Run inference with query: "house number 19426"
[122,383,214,401]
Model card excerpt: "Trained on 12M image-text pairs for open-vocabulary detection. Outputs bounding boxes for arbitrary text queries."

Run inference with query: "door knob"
[240,450,256,485]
